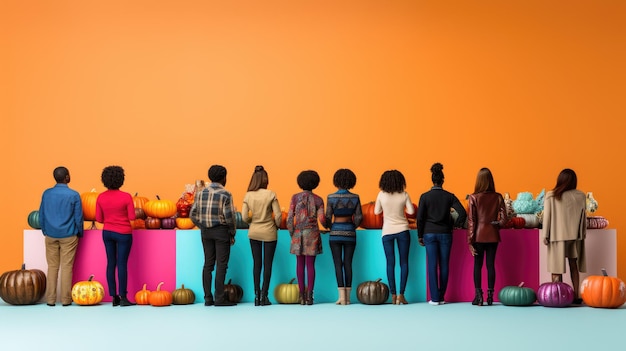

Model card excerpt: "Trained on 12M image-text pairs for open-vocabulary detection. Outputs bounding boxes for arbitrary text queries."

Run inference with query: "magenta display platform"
[23,228,616,304]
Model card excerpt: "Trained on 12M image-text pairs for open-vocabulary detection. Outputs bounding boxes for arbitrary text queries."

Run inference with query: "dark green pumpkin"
[498,282,536,306]
[235,212,249,229]
[27,211,41,229]
[356,278,389,305]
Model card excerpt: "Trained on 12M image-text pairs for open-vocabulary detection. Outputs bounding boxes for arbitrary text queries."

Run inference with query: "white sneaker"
[439,300,446,305]
[428,300,439,305]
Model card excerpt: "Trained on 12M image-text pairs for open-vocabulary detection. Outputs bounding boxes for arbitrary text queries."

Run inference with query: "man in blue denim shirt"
[39,166,83,306]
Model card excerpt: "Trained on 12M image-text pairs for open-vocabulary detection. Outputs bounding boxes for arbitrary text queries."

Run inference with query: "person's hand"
[230,237,236,246]
[469,244,477,256]
[490,220,500,226]
[418,238,425,247]
[543,237,549,246]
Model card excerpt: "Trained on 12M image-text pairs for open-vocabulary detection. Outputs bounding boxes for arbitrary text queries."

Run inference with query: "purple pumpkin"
[537,281,575,307]
[161,217,177,229]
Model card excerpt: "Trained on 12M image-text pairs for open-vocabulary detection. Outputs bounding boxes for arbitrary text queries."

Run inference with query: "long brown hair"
[247,165,269,192]
[552,168,577,200]
[473,167,496,193]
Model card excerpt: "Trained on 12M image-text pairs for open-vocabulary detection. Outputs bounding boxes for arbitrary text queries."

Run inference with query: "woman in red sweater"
[96,165,136,306]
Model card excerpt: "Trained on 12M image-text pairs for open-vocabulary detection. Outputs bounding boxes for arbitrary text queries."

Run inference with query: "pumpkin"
[587,216,609,229]
[134,283,151,305]
[71,274,105,306]
[81,188,100,229]
[0,264,47,305]
[134,208,146,220]
[505,216,526,229]
[131,218,146,230]
[581,269,626,308]
[274,278,301,304]
[172,284,196,305]
[224,279,243,303]
[148,282,172,307]
[537,281,574,307]
[160,217,177,230]
[356,278,389,305]
[406,202,418,229]
[145,217,161,229]
[273,210,288,230]
[517,213,540,228]
[360,202,383,229]
[498,282,536,306]
[27,210,41,229]
[234,212,249,229]
[143,196,177,219]
[132,193,149,211]
[176,217,196,230]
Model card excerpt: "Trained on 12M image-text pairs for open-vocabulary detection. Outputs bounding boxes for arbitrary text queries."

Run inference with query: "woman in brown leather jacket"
[467,168,507,306]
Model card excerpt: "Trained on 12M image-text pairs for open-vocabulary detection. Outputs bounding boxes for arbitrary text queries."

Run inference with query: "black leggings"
[329,241,356,287]
[250,239,277,293]
[473,242,498,290]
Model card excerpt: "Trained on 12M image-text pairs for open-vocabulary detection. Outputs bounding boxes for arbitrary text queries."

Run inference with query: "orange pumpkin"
[132,193,149,210]
[134,283,151,305]
[131,218,146,230]
[360,202,383,229]
[175,217,196,229]
[71,275,105,306]
[581,269,626,308]
[145,217,161,229]
[143,196,177,219]
[148,282,172,307]
[80,188,100,228]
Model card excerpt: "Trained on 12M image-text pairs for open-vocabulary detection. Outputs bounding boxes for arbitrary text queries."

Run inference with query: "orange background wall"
[2,1,625,277]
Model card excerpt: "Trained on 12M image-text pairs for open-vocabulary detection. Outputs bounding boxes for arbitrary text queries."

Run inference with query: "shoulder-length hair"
[552,168,577,200]
[379,170,406,193]
[473,167,496,193]
[247,165,269,192]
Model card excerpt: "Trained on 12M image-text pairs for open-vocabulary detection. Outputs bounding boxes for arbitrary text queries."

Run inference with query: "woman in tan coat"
[542,168,586,304]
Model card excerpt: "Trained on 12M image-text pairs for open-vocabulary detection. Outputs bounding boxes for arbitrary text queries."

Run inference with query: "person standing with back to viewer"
[287,170,326,306]
[324,168,363,305]
[96,165,136,307]
[190,165,237,307]
[417,163,467,305]
[241,165,281,306]
[467,167,507,306]
[39,166,83,307]
[542,168,586,304]
[375,169,415,305]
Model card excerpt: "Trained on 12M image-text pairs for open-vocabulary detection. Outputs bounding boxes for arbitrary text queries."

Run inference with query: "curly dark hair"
[297,170,320,191]
[379,170,406,193]
[208,165,227,183]
[101,165,125,190]
[333,168,356,190]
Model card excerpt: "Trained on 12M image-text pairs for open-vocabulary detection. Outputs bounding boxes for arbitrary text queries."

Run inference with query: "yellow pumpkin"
[143,196,177,219]
[71,275,104,306]
[175,217,196,229]
[274,278,301,304]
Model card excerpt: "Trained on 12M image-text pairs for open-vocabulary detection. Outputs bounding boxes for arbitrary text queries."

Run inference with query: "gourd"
[71,275,105,306]
[580,269,626,308]
[536,281,574,307]
[81,188,100,229]
[172,284,196,305]
[224,279,243,303]
[143,196,177,219]
[505,216,526,229]
[27,210,41,229]
[132,193,149,219]
[498,282,536,306]
[235,212,249,229]
[160,217,177,230]
[360,202,383,229]
[148,282,172,307]
[356,278,389,305]
[274,278,300,304]
[175,217,196,229]
[0,264,47,305]
[134,283,151,305]
[145,217,162,229]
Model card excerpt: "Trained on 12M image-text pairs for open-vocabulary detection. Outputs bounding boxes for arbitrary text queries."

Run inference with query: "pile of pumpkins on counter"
[26,187,608,231]
[1,264,625,308]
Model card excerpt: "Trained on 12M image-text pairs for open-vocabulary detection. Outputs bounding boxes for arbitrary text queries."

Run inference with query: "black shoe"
[47,303,55,307]
[204,300,215,306]
[260,292,272,306]
[306,291,314,305]
[487,289,494,306]
[572,298,583,305]
[254,291,261,306]
[112,296,121,307]
[214,300,237,307]
[299,292,306,306]
[119,296,136,306]
[62,303,72,307]
[472,288,483,306]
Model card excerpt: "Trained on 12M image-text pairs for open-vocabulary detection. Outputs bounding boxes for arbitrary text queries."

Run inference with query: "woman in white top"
[374,170,415,304]
[242,165,282,306]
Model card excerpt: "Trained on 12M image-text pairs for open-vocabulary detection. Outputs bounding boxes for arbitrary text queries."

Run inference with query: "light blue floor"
[0,301,623,350]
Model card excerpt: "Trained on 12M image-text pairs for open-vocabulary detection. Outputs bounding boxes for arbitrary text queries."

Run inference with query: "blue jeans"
[382,231,410,295]
[423,233,453,302]
[102,230,133,296]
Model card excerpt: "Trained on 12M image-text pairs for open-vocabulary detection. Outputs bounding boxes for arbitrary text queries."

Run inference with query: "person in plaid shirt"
[190,165,237,307]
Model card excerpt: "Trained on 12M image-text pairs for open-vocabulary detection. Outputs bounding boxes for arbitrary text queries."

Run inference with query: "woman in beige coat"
[542,168,586,304]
